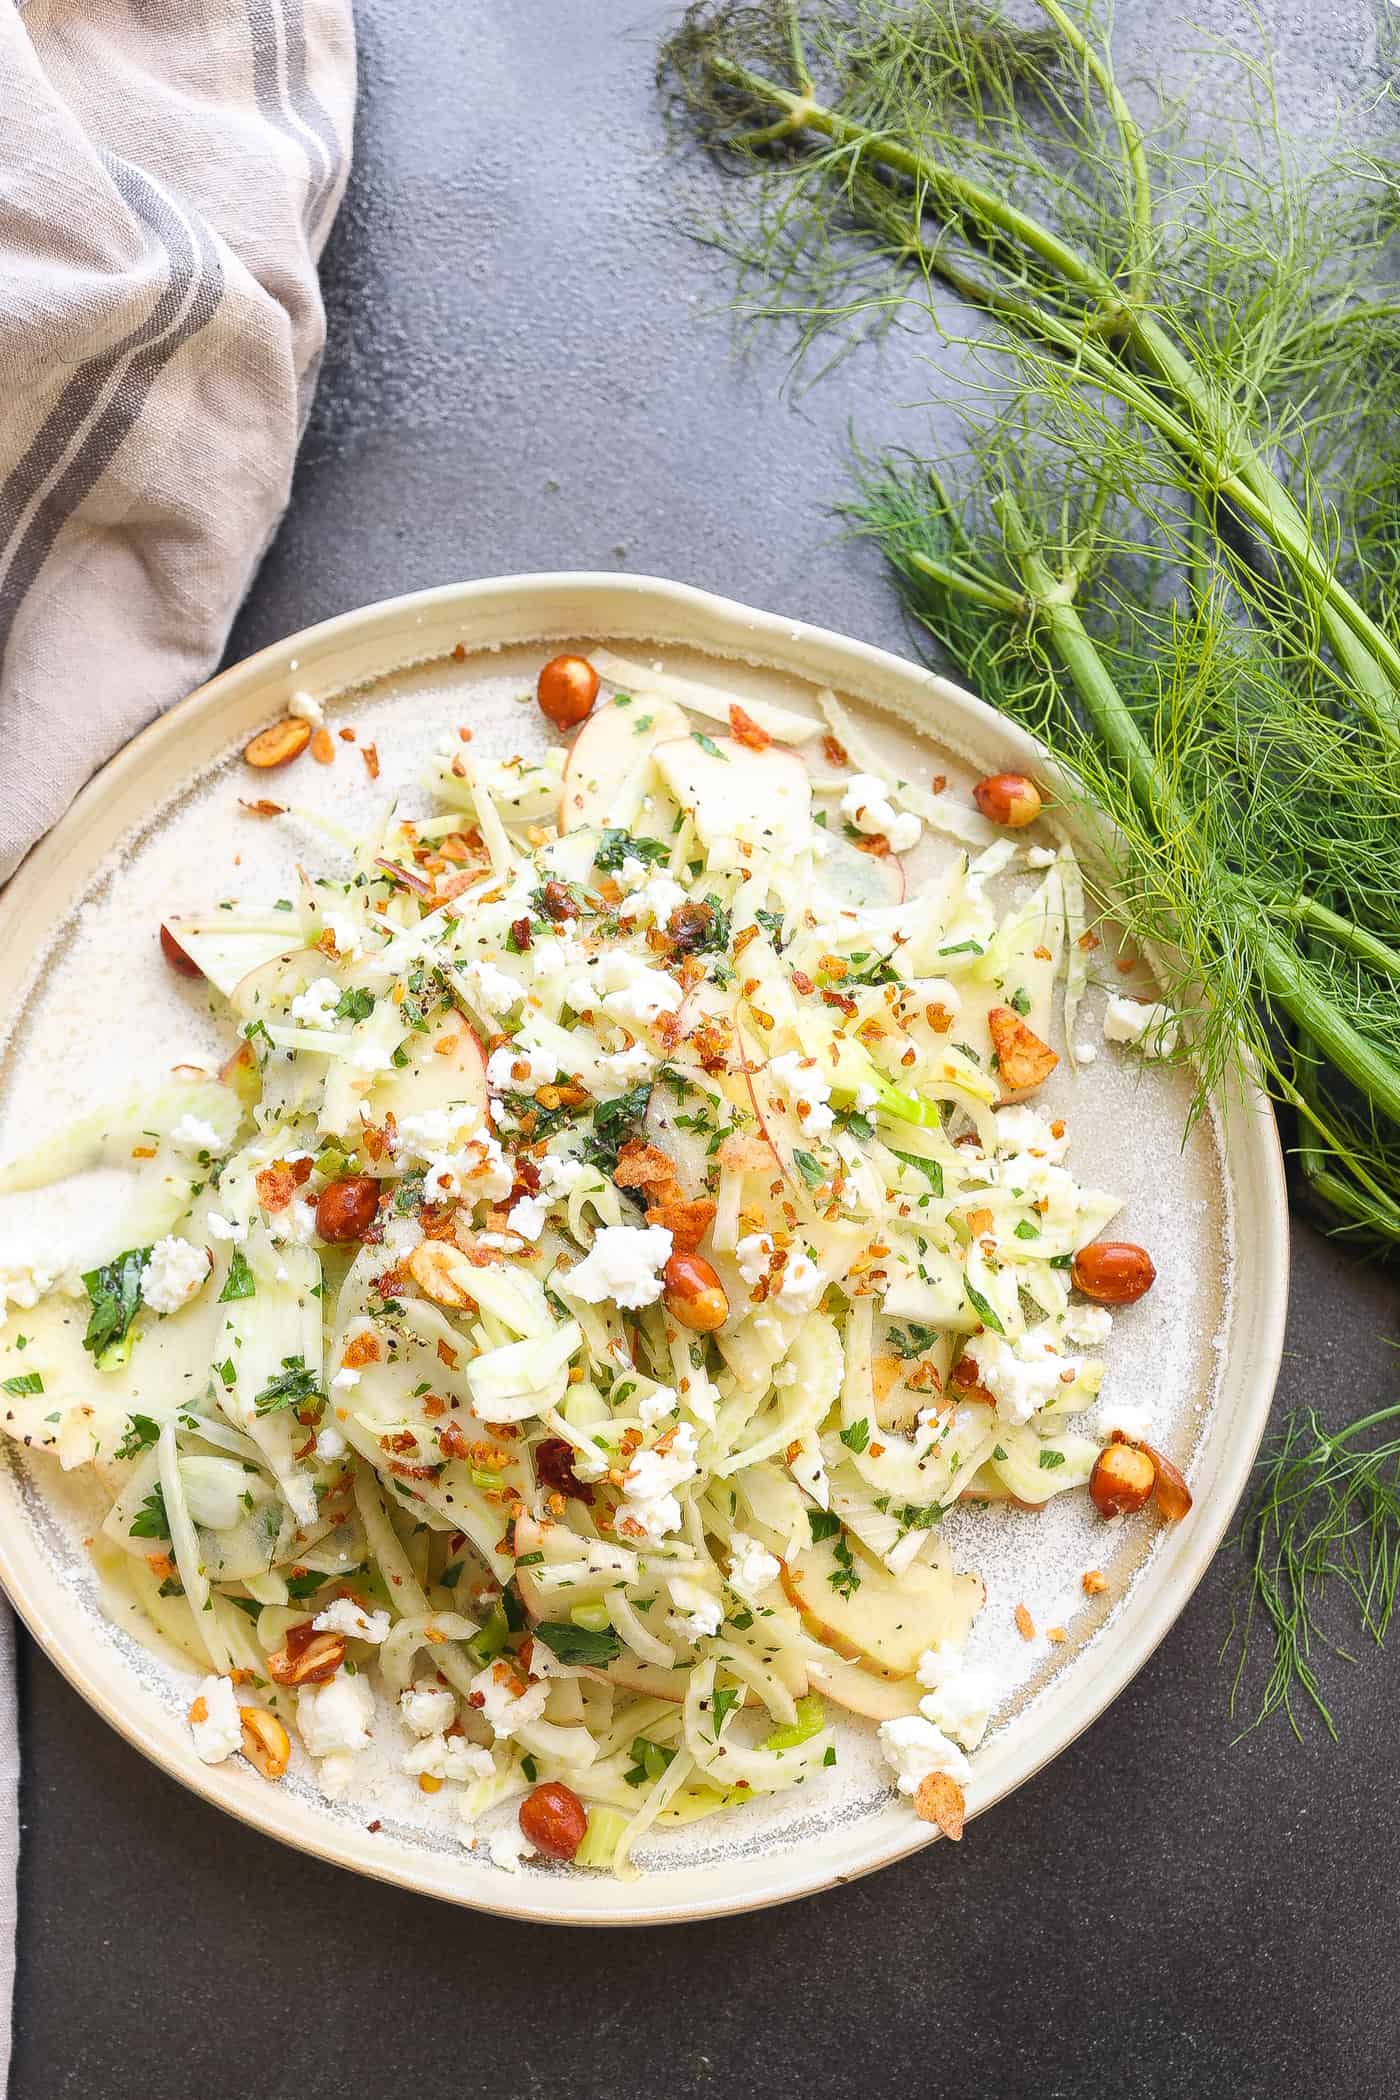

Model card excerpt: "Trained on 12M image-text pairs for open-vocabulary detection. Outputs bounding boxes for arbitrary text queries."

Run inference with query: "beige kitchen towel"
[0,0,357,885]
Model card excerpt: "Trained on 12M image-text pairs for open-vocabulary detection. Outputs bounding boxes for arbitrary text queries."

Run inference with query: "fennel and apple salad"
[0,648,1190,1871]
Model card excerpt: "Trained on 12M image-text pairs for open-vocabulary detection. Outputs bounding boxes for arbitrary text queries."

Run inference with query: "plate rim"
[0,570,1289,1925]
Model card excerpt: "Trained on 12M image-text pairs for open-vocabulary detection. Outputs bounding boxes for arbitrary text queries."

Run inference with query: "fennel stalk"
[660,0,1400,1725]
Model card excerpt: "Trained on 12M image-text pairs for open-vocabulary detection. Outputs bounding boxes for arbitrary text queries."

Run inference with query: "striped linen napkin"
[0,0,356,886]
[0,0,355,2082]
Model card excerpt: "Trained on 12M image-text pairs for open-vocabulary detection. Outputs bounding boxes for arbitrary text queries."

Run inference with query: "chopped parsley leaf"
[217,1248,257,1303]
[115,1413,160,1459]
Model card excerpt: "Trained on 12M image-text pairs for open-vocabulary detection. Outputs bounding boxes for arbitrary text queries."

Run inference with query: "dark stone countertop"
[12,4,1400,2093]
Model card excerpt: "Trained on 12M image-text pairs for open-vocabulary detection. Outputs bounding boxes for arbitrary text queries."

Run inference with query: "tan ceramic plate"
[0,575,1287,1923]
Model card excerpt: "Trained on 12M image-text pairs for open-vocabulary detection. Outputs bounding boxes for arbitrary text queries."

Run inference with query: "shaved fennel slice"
[817,687,998,848]
[590,649,823,743]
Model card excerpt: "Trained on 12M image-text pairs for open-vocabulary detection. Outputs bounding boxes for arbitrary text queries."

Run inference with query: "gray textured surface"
[13,4,1400,2094]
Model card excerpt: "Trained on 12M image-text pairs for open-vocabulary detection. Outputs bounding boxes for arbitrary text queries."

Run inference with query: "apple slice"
[159,914,307,997]
[229,947,324,1025]
[780,1537,983,1678]
[558,695,689,833]
[368,1008,487,1127]
[652,736,812,860]
[807,1657,923,1722]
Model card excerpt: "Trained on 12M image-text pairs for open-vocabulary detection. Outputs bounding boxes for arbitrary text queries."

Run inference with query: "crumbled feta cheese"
[469,1660,548,1737]
[840,774,922,853]
[188,1674,243,1764]
[140,1236,209,1314]
[1103,996,1179,1057]
[877,1713,973,1794]
[463,957,521,1016]
[563,1224,673,1311]
[728,1532,780,1598]
[616,854,651,892]
[402,1733,495,1782]
[768,1051,836,1138]
[621,873,687,928]
[1025,843,1057,868]
[396,1106,481,1160]
[776,1251,825,1316]
[486,1034,558,1092]
[169,1113,228,1156]
[315,1423,347,1461]
[331,1366,361,1392]
[0,1266,56,1311]
[273,1193,319,1245]
[567,949,683,1029]
[735,1232,774,1289]
[420,1130,513,1205]
[349,1041,393,1073]
[205,1211,248,1244]
[915,1643,996,1751]
[594,1040,657,1094]
[854,1082,879,1113]
[962,1329,1081,1425]
[538,1153,588,1199]
[400,1681,458,1738]
[616,1422,700,1544]
[486,1824,537,1872]
[506,1193,550,1242]
[321,910,362,959]
[1063,1303,1113,1346]
[637,1384,678,1426]
[602,968,684,1030]
[296,1671,375,1757]
[288,688,324,726]
[313,1599,391,1644]
[289,975,343,1028]
[1096,1400,1154,1442]
[994,1104,1069,1161]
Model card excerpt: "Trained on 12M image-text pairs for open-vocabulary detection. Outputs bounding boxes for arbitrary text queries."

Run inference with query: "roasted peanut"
[1071,1240,1156,1304]
[973,772,1043,827]
[244,718,312,769]
[266,1624,345,1685]
[536,654,599,730]
[1088,1440,1156,1518]
[315,1173,381,1243]
[662,1251,729,1333]
[239,1706,291,1780]
[518,1780,588,1861]
[988,1004,1058,1091]
[159,923,202,978]
[1142,1441,1193,1522]
[407,1238,479,1310]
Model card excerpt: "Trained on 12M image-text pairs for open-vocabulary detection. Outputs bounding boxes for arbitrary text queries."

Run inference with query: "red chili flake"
[362,742,381,781]
[534,1437,595,1505]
